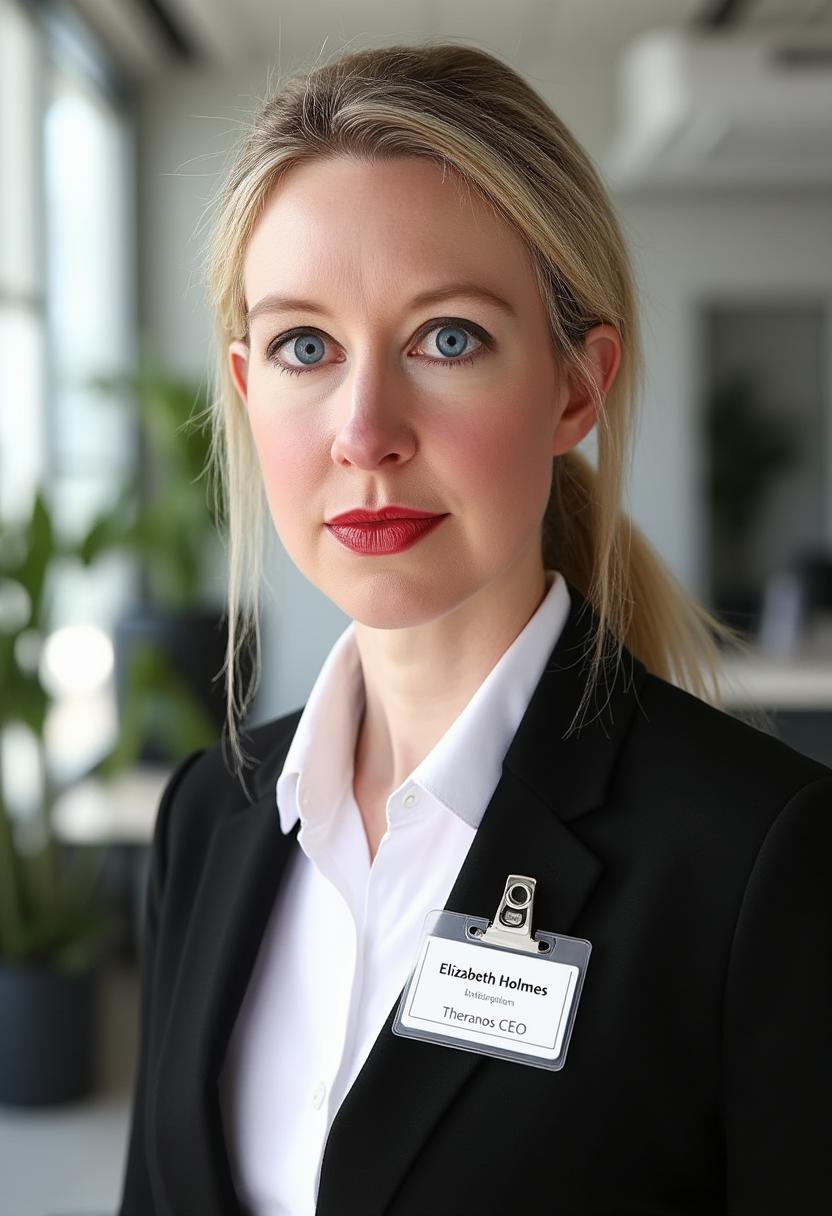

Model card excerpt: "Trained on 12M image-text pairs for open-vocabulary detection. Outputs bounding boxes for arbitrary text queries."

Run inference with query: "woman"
[118,43,831,1216]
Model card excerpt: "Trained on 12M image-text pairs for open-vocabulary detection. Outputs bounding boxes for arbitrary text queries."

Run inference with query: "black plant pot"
[0,960,98,1106]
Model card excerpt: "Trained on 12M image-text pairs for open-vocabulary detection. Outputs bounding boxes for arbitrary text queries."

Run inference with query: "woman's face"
[229,154,618,629]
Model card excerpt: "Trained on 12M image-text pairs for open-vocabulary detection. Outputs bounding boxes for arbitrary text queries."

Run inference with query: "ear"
[552,324,621,457]
[228,339,251,406]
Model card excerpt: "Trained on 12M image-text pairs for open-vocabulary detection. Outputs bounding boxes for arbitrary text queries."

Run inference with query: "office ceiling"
[70,0,832,80]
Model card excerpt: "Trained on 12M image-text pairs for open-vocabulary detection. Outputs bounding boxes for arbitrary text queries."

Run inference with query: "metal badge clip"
[477,873,542,955]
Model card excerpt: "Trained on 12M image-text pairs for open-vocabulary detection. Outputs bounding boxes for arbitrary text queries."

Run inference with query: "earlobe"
[228,340,250,405]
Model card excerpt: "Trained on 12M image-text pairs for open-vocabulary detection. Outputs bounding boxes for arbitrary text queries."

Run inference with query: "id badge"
[392,874,591,1070]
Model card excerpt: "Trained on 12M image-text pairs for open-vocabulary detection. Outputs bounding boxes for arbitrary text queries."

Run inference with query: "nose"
[330,366,417,471]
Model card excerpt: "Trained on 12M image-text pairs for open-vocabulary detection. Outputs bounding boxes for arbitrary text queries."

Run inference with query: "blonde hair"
[201,40,755,781]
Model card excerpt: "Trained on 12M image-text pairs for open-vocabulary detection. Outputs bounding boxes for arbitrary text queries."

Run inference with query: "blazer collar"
[153,581,647,1216]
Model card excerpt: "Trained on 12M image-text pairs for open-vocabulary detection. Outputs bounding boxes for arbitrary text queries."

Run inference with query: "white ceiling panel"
[75,0,832,78]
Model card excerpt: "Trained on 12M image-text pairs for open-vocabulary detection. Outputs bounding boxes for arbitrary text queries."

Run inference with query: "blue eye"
[424,324,481,364]
[266,318,489,377]
[286,332,326,368]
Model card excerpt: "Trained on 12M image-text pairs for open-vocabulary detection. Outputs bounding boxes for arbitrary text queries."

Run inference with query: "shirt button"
[299,786,310,809]
[403,790,418,808]
[311,1080,327,1109]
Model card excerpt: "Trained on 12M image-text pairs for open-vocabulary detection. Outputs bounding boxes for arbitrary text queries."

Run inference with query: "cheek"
[246,399,322,523]
[441,390,553,513]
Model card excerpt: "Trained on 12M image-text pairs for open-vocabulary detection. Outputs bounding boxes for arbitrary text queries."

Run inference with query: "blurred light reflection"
[41,623,114,697]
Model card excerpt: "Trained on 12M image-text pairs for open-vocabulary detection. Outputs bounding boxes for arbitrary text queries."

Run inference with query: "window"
[1,0,137,779]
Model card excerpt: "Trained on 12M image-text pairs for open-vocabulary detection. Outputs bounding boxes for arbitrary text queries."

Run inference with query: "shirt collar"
[276,570,571,835]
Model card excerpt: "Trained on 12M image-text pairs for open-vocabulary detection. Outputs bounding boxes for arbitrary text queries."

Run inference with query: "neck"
[352,552,551,806]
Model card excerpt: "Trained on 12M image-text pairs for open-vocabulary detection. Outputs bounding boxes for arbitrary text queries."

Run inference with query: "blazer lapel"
[314,588,648,1215]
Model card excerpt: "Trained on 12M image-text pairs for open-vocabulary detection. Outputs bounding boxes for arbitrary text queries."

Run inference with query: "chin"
[325,568,464,631]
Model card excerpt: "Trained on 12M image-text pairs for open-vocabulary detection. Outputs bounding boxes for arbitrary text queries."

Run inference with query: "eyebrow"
[246,282,517,328]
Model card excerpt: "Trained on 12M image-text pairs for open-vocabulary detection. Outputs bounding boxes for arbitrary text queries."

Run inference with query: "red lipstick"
[325,505,448,555]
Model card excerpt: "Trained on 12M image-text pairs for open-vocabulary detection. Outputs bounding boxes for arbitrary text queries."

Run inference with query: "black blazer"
[117,584,832,1216]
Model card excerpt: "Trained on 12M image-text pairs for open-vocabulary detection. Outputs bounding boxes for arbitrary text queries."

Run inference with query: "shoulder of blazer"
[151,708,304,865]
[633,670,829,789]
[602,667,831,874]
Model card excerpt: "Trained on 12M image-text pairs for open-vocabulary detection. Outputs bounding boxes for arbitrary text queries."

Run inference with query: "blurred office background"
[1,0,831,1212]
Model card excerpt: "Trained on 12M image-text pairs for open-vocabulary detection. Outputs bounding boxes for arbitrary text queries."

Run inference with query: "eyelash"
[265,319,491,377]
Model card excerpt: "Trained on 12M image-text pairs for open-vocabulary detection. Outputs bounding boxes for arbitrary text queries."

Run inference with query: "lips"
[325,508,448,555]
[326,505,443,525]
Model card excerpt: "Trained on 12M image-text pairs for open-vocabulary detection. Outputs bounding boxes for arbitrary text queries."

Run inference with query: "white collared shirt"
[218,571,571,1216]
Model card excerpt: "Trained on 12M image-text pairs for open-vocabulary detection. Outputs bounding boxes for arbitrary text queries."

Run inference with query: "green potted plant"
[82,350,232,770]
[0,350,237,1106]
[0,492,121,1106]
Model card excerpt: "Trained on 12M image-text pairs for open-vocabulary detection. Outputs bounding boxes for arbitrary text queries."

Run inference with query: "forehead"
[242,155,537,317]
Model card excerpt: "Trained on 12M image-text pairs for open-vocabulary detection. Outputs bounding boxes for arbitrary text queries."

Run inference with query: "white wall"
[137,48,832,719]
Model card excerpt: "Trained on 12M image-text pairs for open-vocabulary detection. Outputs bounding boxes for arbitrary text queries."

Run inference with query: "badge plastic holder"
[392,873,591,1071]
